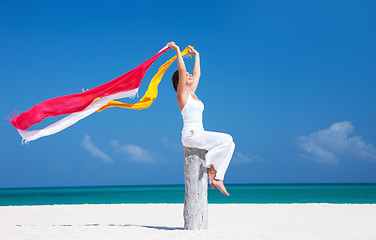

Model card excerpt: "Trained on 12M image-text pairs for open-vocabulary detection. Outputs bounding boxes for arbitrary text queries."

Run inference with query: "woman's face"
[185,71,193,85]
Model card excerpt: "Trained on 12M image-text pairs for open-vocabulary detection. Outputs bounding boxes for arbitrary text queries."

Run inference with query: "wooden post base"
[183,147,208,230]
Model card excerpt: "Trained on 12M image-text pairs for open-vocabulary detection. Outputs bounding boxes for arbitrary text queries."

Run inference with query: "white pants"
[181,129,235,180]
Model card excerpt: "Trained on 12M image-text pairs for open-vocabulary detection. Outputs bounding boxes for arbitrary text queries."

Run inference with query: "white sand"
[0,204,375,240]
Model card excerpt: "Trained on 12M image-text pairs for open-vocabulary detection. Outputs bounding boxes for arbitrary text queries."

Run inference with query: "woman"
[168,41,235,196]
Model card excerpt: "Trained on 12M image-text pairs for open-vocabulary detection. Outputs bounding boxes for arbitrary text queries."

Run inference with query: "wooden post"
[183,147,208,230]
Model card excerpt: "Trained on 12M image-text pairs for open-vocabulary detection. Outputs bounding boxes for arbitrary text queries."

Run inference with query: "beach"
[0,203,375,240]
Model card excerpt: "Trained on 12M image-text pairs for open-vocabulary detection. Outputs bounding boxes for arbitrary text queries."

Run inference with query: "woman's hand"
[167,41,179,51]
[189,46,198,55]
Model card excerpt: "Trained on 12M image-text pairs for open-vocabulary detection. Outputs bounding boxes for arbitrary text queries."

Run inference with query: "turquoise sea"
[0,184,375,206]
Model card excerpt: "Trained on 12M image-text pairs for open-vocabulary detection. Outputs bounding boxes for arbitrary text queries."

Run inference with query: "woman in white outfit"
[168,42,235,196]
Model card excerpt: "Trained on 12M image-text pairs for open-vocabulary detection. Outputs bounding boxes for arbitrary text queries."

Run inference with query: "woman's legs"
[199,131,235,180]
[182,130,235,196]
[182,131,235,196]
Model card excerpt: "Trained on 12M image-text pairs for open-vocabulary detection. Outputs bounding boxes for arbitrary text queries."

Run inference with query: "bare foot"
[213,179,230,196]
[208,166,217,189]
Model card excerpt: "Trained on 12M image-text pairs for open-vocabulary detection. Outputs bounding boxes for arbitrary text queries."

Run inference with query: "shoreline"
[1,203,375,240]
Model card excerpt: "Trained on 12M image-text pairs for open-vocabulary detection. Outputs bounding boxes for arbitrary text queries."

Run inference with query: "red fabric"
[11,47,169,131]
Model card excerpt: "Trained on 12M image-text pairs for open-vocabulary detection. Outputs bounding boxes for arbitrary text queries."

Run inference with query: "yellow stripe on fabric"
[96,46,192,112]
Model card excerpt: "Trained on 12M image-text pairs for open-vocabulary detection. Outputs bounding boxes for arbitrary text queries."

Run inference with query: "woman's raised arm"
[168,41,187,98]
[190,46,201,92]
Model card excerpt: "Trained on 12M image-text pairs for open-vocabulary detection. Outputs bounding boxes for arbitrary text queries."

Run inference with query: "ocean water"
[0,184,375,206]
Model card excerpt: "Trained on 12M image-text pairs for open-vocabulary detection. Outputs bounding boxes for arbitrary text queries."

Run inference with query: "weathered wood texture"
[183,147,208,230]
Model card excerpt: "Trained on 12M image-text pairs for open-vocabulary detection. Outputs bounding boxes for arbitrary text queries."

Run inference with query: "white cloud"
[233,152,265,164]
[111,140,155,163]
[81,135,112,163]
[162,136,183,152]
[296,121,376,164]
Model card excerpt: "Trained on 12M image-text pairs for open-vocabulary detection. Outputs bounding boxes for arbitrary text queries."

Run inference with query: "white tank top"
[181,91,204,134]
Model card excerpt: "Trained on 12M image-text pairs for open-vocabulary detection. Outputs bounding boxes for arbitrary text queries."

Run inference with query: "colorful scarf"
[98,45,191,111]
[10,45,191,143]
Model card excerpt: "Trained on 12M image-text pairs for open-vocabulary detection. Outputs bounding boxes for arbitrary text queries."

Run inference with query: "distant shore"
[1,183,375,206]
[0,203,375,240]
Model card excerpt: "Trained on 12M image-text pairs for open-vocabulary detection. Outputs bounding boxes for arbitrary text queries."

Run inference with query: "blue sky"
[1,0,375,188]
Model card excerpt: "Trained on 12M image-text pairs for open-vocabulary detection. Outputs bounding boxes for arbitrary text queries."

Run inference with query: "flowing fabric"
[97,45,191,111]
[10,46,171,143]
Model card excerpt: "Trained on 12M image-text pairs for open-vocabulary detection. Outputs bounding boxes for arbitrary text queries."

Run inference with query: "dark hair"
[172,70,179,92]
